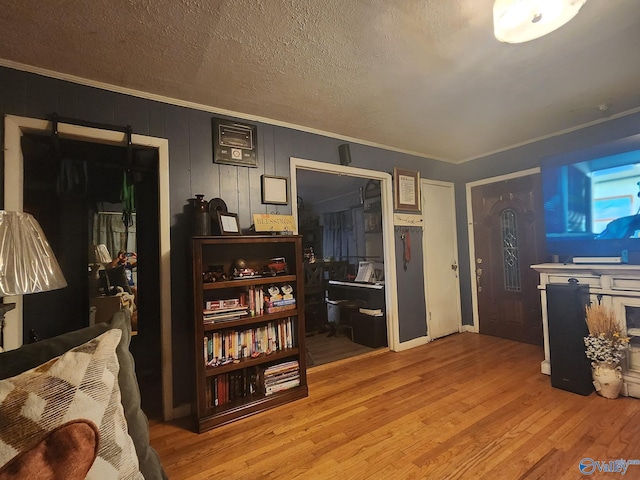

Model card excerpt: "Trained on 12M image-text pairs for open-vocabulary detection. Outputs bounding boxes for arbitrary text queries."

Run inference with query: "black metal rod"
[47,113,132,135]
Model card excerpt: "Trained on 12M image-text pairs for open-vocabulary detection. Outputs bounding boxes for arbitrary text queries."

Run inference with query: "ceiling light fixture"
[493,0,587,43]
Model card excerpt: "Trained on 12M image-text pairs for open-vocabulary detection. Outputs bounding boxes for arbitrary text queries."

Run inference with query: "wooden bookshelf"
[191,235,308,433]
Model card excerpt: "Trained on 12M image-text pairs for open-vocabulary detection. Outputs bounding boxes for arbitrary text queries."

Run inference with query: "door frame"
[465,167,540,333]
[289,157,400,351]
[422,179,462,340]
[4,114,174,421]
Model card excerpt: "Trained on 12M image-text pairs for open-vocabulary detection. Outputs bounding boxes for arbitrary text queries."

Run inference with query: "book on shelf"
[205,298,242,311]
[203,317,296,366]
[265,378,300,396]
[358,307,383,316]
[269,298,296,307]
[264,371,299,386]
[264,360,299,376]
[263,360,300,396]
[203,309,249,324]
[264,298,296,314]
[209,368,260,407]
[204,305,247,315]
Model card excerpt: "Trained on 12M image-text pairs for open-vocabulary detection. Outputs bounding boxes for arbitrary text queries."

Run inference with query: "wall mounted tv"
[541,133,640,263]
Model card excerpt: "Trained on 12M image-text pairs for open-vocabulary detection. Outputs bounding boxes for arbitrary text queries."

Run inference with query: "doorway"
[290,157,399,365]
[422,179,461,340]
[4,115,173,420]
[468,171,545,345]
[21,132,164,418]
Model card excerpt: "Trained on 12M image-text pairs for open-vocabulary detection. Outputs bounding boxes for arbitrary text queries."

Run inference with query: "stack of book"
[263,360,300,396]
[263,284,296,314]
[203,298,248,324]
[264,297,296,314]
[203,306,248,324]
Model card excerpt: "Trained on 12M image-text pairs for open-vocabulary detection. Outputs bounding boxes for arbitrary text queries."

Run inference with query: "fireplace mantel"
[532,262,640,398]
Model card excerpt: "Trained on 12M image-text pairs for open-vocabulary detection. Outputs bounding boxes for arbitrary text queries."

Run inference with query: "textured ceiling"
[0,0,639,163]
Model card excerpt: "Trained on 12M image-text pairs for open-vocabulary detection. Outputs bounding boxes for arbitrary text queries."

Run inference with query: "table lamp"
[88,243,112,294]
[0,211,67,351]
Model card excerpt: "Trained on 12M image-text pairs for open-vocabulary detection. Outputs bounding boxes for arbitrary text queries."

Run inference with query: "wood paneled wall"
[0,66,458,409]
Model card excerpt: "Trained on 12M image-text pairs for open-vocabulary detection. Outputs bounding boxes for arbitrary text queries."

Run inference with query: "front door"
[471,174,545,345]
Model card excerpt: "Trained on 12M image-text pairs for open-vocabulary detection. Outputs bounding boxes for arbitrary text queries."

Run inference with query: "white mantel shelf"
[532,262,640,399]
[532,263,640,276]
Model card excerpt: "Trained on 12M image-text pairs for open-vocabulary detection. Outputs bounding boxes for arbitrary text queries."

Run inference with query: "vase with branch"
[584,303,629,399]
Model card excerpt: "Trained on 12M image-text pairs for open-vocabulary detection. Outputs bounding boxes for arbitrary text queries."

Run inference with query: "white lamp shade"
[89,244,112,264]
[0,211,67,295]
[493,0,587,43]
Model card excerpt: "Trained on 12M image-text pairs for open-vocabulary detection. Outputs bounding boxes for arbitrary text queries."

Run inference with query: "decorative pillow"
[0,419,99,480]
[0,330,143,479]
[0,311,167,480]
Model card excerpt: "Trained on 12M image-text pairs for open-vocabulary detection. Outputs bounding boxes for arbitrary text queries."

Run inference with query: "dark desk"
[327,280,387,348]
[327,280,385,309]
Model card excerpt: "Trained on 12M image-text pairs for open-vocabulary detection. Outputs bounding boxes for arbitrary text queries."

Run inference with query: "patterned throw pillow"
[0,330,143,479]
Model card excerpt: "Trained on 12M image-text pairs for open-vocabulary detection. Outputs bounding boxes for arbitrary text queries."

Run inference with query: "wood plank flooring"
[150,333,640,479]
[305,330,377,367]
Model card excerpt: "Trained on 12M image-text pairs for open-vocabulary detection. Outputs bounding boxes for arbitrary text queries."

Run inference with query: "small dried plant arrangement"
[584,303,629,365]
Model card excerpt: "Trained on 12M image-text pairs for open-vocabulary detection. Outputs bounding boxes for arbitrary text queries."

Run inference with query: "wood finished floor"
[305,329,377,367]
[149,333,640,479]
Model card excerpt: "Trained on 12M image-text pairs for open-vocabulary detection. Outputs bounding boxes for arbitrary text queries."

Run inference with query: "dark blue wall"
[394,227,427,342]
[454,112,640,329]
[4,65,638,409]
[0,66,458,409]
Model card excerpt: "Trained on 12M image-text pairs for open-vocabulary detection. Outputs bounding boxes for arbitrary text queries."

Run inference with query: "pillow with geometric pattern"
[0,329,143,479]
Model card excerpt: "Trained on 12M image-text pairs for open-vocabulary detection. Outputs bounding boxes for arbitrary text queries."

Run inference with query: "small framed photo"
[261,175,289,205]
[214,211,241,235]
[394,167,421,212]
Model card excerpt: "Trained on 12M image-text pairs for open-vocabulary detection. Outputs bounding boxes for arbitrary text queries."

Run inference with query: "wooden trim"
[3,115,174,421]
[289,157,400,352]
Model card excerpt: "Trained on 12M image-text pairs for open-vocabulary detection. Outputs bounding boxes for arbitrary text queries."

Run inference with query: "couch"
[0,310,166,479]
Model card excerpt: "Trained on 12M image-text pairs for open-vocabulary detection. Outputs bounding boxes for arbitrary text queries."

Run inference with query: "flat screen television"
[541,133,640,263]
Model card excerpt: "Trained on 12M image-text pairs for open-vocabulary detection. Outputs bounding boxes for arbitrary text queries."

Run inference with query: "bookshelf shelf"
[192,235,308,433]
[204,347,301,376]
[203,309,300,332]
[202,274,297,290]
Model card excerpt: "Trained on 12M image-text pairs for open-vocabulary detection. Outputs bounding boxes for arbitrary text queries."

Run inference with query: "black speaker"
[338,144,351,165]
[547,283,593,395]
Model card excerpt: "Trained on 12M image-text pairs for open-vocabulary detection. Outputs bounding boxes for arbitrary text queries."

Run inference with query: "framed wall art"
[212,117,258,167]
[261,175,289,205]
[213,211,241,235]
[394,167,421,212]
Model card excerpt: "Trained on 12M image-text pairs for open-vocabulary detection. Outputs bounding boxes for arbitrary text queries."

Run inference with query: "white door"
[422,180,461,339]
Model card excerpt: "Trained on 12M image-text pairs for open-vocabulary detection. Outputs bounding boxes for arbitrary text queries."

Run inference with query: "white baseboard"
[395,335,430,351]
[541,360,551,376]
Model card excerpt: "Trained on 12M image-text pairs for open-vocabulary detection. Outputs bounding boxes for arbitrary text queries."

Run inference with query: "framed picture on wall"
[212,117,258,167]
[394,167,421,212]
[261,175,289,205]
